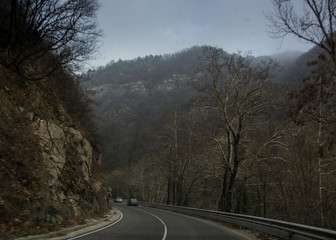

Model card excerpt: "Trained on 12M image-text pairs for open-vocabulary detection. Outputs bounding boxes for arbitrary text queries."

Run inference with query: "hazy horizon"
[87,0,314,69]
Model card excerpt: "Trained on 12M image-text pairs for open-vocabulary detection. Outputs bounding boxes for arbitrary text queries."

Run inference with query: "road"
[70,202,247,240]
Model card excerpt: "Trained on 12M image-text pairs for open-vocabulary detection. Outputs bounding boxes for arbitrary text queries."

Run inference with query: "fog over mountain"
[84,45,318,170]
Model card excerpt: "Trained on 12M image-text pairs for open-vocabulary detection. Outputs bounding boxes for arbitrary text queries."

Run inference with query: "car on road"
[114,197,123,203]
[127,198,139,206]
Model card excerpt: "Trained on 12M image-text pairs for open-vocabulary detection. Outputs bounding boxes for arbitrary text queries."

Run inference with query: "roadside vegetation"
[0,1,108,238]
[89,0,336,230]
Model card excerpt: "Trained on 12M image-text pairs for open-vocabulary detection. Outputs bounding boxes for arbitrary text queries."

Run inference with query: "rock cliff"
[0,65,108,239]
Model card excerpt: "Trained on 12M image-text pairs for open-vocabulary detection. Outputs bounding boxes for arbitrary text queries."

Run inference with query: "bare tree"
[159,108,202,206]
[288,60,336,228]
[193,47,279,212]
[268,0,336,227]
[2,0,101,78]
[267,0,336,65]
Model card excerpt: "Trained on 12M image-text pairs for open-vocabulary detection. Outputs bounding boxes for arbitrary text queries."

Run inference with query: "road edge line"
[67,209,123,240]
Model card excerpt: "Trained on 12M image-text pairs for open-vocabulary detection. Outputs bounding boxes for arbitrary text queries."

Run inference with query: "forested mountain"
[2,0,335,237]
[270,47,323,85]
[84,44,336,230]
[84,46,203,169]
[84,45,315,170]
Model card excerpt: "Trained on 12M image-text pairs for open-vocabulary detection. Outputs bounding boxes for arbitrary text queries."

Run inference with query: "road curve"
[72,202,247,240]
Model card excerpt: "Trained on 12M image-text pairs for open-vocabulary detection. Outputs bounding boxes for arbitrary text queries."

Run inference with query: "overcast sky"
[88,0,314,68]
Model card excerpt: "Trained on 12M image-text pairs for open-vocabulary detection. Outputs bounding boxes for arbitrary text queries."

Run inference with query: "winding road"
[70,202,248,240]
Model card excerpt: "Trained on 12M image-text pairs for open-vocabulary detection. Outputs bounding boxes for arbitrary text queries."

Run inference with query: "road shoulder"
[16,208,121,240]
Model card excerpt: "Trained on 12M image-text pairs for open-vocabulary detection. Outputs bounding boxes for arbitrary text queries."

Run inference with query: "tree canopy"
[1,0,101,78]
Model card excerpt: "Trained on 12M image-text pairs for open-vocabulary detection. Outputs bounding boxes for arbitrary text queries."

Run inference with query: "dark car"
[127,198,139,206]
[114,197,123,203]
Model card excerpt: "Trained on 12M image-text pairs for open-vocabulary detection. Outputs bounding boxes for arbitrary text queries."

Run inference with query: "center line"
[135,208,168,240]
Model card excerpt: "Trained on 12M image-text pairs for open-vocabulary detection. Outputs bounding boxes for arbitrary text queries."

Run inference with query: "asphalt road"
[70,202,247,240]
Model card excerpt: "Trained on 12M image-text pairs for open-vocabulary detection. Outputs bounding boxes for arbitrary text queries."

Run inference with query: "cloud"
[89,0,314,67]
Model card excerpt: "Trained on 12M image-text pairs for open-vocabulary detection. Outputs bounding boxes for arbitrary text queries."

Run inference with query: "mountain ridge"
[84,45,317,170]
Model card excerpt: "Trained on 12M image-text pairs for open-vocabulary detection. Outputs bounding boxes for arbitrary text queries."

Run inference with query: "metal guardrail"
[141,202,336,240]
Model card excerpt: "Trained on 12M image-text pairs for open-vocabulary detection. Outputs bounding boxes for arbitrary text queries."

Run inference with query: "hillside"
[271,47,323,85]
[0,64,110,239]
[85,44,336,230]
[0,1,109,236]
[84,46,204,169]
[84,45,318,170]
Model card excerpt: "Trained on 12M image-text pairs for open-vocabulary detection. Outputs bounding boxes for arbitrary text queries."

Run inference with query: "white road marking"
[135,208,168,240]
[68,210,124,239]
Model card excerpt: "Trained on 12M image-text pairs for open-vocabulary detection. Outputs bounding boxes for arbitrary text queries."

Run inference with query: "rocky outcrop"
[33,120,94,186]
[32,118,106,220]
[0,65,109,239]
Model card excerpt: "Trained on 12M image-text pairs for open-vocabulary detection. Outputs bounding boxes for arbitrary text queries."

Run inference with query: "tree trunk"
[317,77,325,228]
[225,136,240,212]
[166,172,171,205]
[218,168,228,211]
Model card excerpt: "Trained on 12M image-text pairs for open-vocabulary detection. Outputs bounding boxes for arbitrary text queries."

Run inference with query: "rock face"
[33,120,94,186]
[32,118,105,219]
[0,65,108,238]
